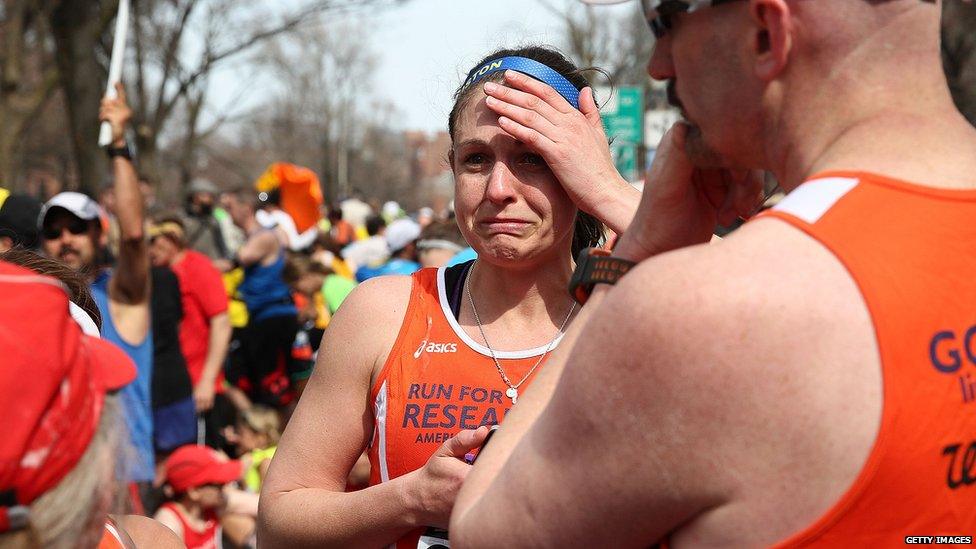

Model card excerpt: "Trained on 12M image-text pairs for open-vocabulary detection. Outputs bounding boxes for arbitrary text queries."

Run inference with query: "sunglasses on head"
[42,216,92,240]
[641,0,745,38]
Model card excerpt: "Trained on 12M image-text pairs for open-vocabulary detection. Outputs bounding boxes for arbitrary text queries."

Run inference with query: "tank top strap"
[369,269,430,403]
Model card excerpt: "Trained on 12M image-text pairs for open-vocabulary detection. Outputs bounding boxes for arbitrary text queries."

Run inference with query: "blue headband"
[463,56,581,110]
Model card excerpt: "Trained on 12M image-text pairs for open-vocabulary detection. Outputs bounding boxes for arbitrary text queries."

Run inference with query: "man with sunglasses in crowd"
[452,0,976,545]
[39,83,156,511]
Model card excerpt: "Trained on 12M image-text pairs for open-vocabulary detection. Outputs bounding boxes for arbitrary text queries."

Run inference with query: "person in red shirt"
[155,445,244,549]
[150,218,233,449]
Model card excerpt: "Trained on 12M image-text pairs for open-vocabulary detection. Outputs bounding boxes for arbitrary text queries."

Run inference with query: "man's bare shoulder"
[614,219,825,342]
[591,217,881,545]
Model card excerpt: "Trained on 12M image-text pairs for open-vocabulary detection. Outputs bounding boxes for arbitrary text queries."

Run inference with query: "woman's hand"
[483,71,636,232]
[406,426,490,529]
[614,123,765,262]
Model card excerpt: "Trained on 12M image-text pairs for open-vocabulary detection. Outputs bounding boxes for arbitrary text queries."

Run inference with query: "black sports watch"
[106,142,132,161]
[568,247,636,305]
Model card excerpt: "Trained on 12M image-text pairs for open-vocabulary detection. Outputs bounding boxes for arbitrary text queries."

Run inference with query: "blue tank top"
[239,245,296,322]
[91,271,155,482]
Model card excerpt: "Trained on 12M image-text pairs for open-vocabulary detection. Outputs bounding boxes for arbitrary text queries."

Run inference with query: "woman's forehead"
[453,96,526,149]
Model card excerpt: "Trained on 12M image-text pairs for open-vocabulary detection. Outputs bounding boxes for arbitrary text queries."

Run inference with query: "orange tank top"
[97,519,129,549]
[758,171,976,546]
[367,264,566,548]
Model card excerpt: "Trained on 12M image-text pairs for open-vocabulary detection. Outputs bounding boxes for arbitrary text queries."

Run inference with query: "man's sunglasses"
[42,216,92,240]
[641,0,744,38]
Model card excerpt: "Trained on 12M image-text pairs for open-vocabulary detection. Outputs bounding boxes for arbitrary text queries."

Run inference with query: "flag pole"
[98,0,131,147]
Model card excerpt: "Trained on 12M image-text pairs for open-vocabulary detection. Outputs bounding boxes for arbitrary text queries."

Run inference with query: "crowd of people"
[1,0,974,547]
[0,81,472,547]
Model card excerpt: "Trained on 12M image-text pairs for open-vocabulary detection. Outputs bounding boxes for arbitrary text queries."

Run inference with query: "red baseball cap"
[163,445,242,493]
[0,261,135,532]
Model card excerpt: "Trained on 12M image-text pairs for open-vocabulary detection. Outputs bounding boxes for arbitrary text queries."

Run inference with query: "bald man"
[451,0,976,546]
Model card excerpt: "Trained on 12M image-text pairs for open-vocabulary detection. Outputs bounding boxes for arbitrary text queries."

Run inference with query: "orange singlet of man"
[367,263,563,548]
[759,172,976,545]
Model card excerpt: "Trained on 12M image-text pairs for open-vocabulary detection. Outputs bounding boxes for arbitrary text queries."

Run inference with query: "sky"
[210,0,637,135]
[366,0,635,132]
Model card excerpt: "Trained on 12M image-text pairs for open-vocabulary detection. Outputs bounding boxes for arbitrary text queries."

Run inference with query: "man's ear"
[0,235,13,253]
[750,0,793,81]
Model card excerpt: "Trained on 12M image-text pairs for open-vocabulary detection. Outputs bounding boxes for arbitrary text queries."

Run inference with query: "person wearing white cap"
[382,200,404,223]
[39,84,158,505]
[354,218,422,282]
[453,0,976,547]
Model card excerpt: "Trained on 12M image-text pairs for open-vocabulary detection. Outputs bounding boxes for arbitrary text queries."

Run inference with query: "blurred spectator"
[0,260,180,548]
[325,207,355,247]
[416,206,435,228]
[225,406,281,495]
[416,220,467,269]
[341,214,388,272]
[140,174,163,218]
[354,218,422,282]
[149,218,233,451]
[256,189,319,252]
[149,265,197,462]
[447,244,478,267]
[222,188,300,408]
[283,253,331,329]
[154,445,248,549]
[381,200,404,223]
[339,195,372,230]
[311,233,355,280]
[0,192,42,251]
[183,178,233,261]
[39,84,156,504]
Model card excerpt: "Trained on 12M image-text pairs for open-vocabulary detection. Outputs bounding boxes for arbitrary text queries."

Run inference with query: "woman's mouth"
[479,218,531,235]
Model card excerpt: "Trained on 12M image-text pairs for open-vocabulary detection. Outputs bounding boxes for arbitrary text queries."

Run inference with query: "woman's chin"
[474,239,550,267]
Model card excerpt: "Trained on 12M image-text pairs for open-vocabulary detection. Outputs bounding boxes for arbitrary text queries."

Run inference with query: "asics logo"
[414,340,459,358]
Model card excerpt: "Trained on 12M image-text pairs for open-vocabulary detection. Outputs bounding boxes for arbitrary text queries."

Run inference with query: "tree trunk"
[48,0,108,195]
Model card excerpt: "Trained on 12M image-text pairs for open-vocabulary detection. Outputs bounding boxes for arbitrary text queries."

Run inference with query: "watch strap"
[106,143,132,160]
[569,247,636,305]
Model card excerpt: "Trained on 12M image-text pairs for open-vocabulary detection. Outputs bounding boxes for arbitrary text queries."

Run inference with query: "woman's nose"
[485,162,518,205]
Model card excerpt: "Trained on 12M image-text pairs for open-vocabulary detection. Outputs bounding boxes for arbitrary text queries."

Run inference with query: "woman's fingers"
[496,116,553,154]
[483,80,565,126]
[502,70,576,114]
[484,95,559,143]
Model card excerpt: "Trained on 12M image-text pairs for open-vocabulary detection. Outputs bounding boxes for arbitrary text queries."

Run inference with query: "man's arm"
[451,250,741,546]
[194,312,231,411]
[104,84,148,306]
[236,231,277,267]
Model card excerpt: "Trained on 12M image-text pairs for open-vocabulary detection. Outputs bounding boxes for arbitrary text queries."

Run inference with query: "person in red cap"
[154,445,245,549]
[0,260,180,549]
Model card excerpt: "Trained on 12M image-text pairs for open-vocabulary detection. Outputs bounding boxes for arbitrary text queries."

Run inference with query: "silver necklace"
[465,263,576,405]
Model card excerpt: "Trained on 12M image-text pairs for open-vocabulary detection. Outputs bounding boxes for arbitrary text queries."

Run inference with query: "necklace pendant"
[506,387,518,404]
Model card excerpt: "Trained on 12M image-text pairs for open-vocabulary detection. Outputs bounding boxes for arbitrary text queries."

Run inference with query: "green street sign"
[599,86,644,181]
